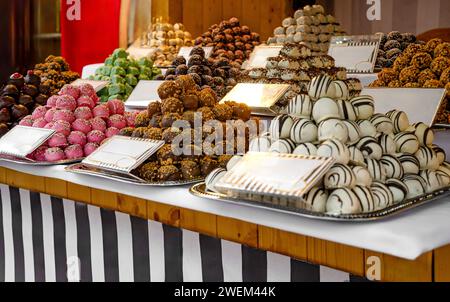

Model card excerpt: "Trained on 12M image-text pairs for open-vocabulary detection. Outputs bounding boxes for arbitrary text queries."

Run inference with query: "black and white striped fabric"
[0,184,368,282]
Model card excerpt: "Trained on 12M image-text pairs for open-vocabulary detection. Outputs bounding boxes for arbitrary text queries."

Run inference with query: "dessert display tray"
[190,183,450,222]
[66,163,204,187]
[0,157,82,166]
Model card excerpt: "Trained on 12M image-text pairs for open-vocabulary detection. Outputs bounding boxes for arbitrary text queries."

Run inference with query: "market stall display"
[266,4,345,55]
[375,31,424,69]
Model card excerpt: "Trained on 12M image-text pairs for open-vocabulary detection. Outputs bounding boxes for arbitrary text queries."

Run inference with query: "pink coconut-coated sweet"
[46,95,59,108]
[48,133,68,148]
[31,106,48,119]
[105,127,120,138]
[56,95,77,111]
[107,114,127,129]
[53,109,76,123]
[34,146,48,161]
[125,111,139,127]
[77,95,96,109]
[107,100,125,115]
[71,119,92,134]
[32,118,48,128]
[44,108,57,123]
[52,120,71,136]
[44,122,55,129]
[68,131,87,146]
[19,115,34,127]
[79,83,96,98]
[92,104,110,119]
[90,117,107,132]
[64,144,84,159]
[84,143,99,156]
[44,147,66,162]
[59,84,81,100]
[87,130,106,144]
[74,107,93,120]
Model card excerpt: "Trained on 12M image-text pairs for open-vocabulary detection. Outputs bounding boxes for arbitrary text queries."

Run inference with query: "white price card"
[245,45,283,69]
[71,79,109,92]
[178,46,214,62]
[82,136,164,173]
[0,126,55,159]
[125,80,164,109]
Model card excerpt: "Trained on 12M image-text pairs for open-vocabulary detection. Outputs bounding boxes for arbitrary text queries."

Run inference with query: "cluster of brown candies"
[34,55,80,95]
[375,31,423,68]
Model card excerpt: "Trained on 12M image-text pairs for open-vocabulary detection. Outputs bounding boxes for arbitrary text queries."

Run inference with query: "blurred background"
[1,0,450,79]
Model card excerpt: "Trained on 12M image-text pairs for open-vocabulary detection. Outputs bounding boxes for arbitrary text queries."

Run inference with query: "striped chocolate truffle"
[293,143,318,156]
[324,164,356,189]
[308,74,336,100]
[312,97,340,123]
[356,120,377,138]
[438,162,450,178]
[317,139,350,165]
[386,110,410,133]
[303,188,328,212]
[286,94,313,118]
[379,134,396,155]
[318,119,349,143]
[366,158,387,182]
[415,146,440,171]
[352,186,375,213]
[269,139,296,154]
[420,170,442,193]
[269,114,294,140]
[398,154,420,175]
[249,136,272,152]
[333,80,349,100]
[394,132,420,154]
[352,166,373,187]
[326,188,362,215]
[357,137,383,160]
[386,179,409,204]
[372,181,394,210]
[290,118,318,143]
[205,168,227,193]
[336,100,357,121]
[402,175,427,199]
[370,114,394,135]
[407,123,434,146]
[343,121,362,145]
[436,170,450,187]
[350,95,375,120]
[381,155,404,179]
[432,145,446,165]
[349,146,365,166]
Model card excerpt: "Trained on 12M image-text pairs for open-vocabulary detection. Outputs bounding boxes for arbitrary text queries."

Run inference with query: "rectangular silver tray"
[66,163,204,187]
[190,183,450,222]
[0,157,83,166]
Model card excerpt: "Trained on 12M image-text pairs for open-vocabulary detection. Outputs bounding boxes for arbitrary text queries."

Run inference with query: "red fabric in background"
[60,0,122,74]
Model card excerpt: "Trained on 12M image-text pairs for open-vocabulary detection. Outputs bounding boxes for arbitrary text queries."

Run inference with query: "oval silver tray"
[66,163,204,187]
[0,157,83,166]
[190,182,450,222]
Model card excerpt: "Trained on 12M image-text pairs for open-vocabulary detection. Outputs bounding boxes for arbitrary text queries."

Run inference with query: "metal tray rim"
[0,157,83,166]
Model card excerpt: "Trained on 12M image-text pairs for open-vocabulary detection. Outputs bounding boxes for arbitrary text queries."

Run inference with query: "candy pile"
[267,4,345,55]
[375,31,424,69]
[194,17,260,67]
[0,71,50,137]
[21,84,136,162]
[206,74,450,215]
[91,48,161,102]
[34,56,80,95]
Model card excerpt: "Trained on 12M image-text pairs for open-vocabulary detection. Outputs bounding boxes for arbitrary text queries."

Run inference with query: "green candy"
[111,66,126,76]
[138,57,153,68]
[108,83,125,95]
[95,66,104,75]
[98,87,109,96]
[128,66,140,76]
[105,56,114,66]
[100,95,109,103]
[140,66,151,76]
[125,83,133,95]
[114,58,129,69]
[94,75,103,81]
[139,74,150,81]
[108,94,124,101]
[102,66,112,76]
[152,67,162,75]
[111,75,125,84]
[88,75,95,80]
[101,76,110,82]
[113,48,128,60]
[125,74,138,86]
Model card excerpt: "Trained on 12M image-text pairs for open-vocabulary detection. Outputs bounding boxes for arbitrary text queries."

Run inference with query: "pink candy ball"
[32,106,48,120]
[68,131,87,146]
[48,133,68,148]
[77,95,96,109]
[44,108,57,123]
[93,104,110,119]
[46,95,59,108]
[64,144,84,160]
[105,127,120,138]
[32,118,48,128]
[34,146,48,162]
[52,120,71,136]
[71,119,92,134]
[84,143,99,156]
[56,95,77,111]
[79,83,96,98]
[107,114,127,129]
[87,130,106,144]
[74,107,93,120]
[44,147,66,162]
[44,122,55,129]
[53,109,76,123]
[19,115,34,127]
[59,84,81,100]
[125,111,139,127]
[90,117,107,132]
[107,99,125,115]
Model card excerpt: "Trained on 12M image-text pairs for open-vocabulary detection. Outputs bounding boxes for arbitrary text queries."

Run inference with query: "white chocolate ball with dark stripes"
[372,181,394,210]
[350,96,375,120]
[249,136,272,152]
[370,114,394,135]
[317,139,350,165]
[352,166,373,187]
[397,154,420,175]
[286,94,313,118]
[386,179,409,204]
[407,123,434,147]
[438,162,450,179]
[402,175,427,199]
[205,168,227,193]
[436,170,450,187]
[352,186,375,213]
[349,146,365,166]
[420,170,442,193]
[386,110,410,133]
[432,145,446,165]
[318,119,348,143]
[415,146,440,171]
[357,137,383,160]
[379,134,396,155]
[324,164,356,189]
[381,155,404,179]
[269,114,294,140]
[312,97,340,123]
[394,132,420,154]
[308,74,336,100]
[226,156,243,171]
[293,143,318,156]
[356,120,377,138]
[303,188,328,213]
[290,118,318,143]
[366,158,387,182]
[333,80,349,100]
[343,121,362,145]
[269,139,296,154]
[336,100,357,121]
[326,188,362,215]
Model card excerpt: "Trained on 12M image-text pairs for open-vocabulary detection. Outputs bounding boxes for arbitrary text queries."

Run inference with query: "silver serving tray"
[66,163,204,187]
[190,183,450,222]
[0,157,82,166]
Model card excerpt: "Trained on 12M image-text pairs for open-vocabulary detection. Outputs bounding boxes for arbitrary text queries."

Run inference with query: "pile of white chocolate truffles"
[267,4,345,55]
[205,74,450,216]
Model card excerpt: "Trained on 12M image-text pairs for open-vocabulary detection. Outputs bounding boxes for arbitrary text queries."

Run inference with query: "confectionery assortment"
[194,17,261,67]
[0,71,50,137]
[157,46,239,98]
[33,55,80,96]
[90,48,161,102]
[266,4,345,55]
[375,31,423,69]
[205,74,450,216]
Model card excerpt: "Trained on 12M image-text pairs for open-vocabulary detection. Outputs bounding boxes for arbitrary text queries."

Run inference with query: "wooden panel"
[202,0,223,31]
[222,0,242,20]
[307,238,364,276]
[180,208,217,237]
[182,0,204,38]
[44,177,67,198]
[117,194,147,220]
[0,167,6,184]
[364,251,432,282]
[147,200,180,227]
[217,216,258,248]
[90,188,118,210]
[168,0,183,23]
[258,226,308,261]
[152,0,170,21]
[241,0,261,36]
[67,183,91,204]
[434,245,450,282]
[259,0,284,42]
[5,169,45,192]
